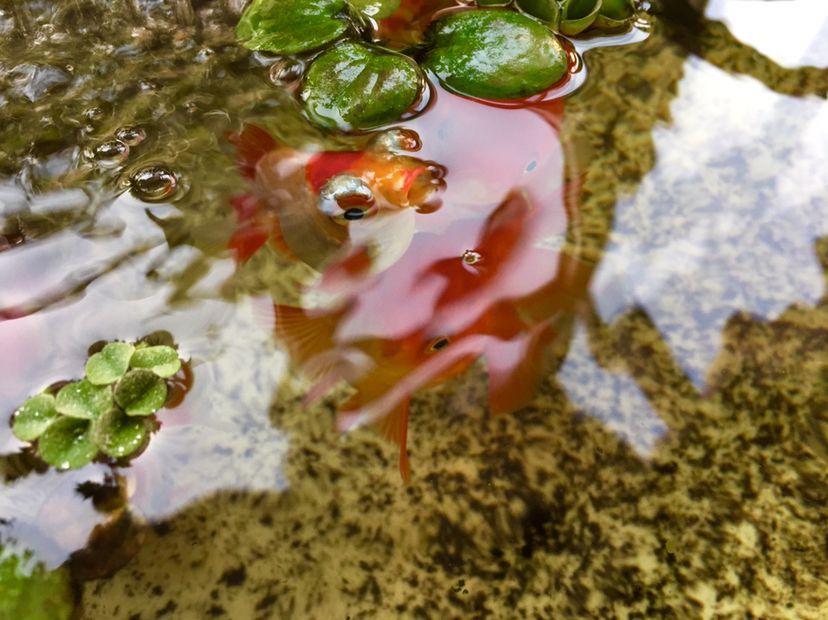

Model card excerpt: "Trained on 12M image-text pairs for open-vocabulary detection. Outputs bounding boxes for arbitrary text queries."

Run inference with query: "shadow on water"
[0,1,827,618]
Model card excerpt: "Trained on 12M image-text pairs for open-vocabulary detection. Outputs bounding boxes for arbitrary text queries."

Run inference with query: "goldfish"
[237,73,585,479]
[227,125,444,269]
[276,189,592,481]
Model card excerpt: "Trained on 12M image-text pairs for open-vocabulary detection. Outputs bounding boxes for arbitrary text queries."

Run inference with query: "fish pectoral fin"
[485,322,556,416]
[374,400,412,483]
[339,388,412,483]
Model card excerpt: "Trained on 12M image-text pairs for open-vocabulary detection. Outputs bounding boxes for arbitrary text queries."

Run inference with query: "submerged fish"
[227,125,444,269]
[239,78,584,479]
[276,189,591,481]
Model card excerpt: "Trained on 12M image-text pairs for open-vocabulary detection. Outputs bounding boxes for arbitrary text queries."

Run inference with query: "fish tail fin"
[227,124,277,179]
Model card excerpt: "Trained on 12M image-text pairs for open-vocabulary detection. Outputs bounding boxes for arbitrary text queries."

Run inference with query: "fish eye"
[343,207,366,221]
[318,174,377,225]
[428,337,450,352]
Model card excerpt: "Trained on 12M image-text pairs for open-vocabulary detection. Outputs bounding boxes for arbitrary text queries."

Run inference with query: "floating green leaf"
[55,380,113,420]
[595,0,634,28]
[599,0,633,19]
[423,10,568,100]
[130,345,181,378]
[12,394,59,441]
[114,370,168,416]
[236,0,348,55]
[560,0,602,35]
[303,42,423,130]
[516,0,561,26]
[0,546,76,620]
[85,342,135,385]
[38,417,97,469]
[349,0,400,18]
[93,408,151,459]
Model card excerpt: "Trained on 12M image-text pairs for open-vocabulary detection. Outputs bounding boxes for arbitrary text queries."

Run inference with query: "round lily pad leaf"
[38,417,97,470]
[85,342,135,385]
[55,380,113,420]
[599,0,633,20]
[595,0,634,28]
[560,0,602,35]
[349,0,400,19]
[93,408,151,459]
[423,10,568,100]
[12,394,59,442]
[302,42,423,130]
[236,0,348,55]
[130,345,181,378]
[516,0,561,26]
[114,370,168,416]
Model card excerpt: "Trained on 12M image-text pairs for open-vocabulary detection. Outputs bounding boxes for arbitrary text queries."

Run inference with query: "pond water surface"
[1,1,827,618]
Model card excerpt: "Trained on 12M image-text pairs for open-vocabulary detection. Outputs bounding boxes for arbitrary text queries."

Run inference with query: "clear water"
[1,1,827,618]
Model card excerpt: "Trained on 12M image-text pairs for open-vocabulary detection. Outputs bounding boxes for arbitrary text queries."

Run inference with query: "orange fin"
[342,397,412,483]
[274,305,341,365]
[316,246,373,294]
[229,224,270,264]
[485,322,555,416]
[228,125,277,180]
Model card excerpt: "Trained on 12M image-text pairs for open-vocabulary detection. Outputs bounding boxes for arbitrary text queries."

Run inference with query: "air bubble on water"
[84,106,105,124]
[268,58,304,86]
[462,250,482,265]
[130,165,179,202]
[93,140,129,168]
[373,128,422,153]
[195,47,215,63]
[115,125,146,146]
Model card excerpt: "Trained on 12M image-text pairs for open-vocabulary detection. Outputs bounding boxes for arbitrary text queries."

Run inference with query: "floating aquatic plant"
[302,42,424,130]
[235,1,639,128]
[0,545,76,620]
[423,10,568,99]
[10,337,187,470]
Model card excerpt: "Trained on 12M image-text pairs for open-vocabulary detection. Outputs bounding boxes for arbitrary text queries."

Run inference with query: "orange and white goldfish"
[227,125,444,268]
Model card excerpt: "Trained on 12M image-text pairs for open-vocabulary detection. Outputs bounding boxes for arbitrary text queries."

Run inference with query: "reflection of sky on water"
[590,57,828,389]
[559,324,669,458]
[706,0,828,68]
[0,191,289,567]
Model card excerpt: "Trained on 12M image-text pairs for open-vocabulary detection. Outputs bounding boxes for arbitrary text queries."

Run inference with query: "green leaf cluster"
[235,2,638,128]
[11,340,184,470]
[0,546,76,620]
[236,0,634,131]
